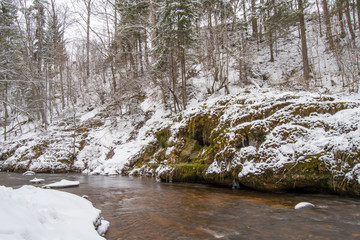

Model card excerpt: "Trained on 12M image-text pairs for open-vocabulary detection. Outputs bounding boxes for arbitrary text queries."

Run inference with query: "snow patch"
[43,179,80,188]
[0,185,107,240]
[29,178,45,183]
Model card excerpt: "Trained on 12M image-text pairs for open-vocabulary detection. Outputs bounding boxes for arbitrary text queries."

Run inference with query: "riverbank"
[125,91,360,196]
[1,89,360,196]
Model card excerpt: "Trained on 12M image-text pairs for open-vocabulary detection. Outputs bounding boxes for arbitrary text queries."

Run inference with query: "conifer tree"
[0,0,23,140]
[154,0,197,111]
[261,0,295,62]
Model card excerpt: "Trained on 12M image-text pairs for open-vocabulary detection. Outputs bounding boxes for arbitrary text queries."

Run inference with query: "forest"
[0,0,359,141]
[2,1,360,238]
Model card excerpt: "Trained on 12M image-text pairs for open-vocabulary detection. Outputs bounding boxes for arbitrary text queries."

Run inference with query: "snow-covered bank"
[0,185,108,240]
[124,90,360,195]
[1,86,360,195]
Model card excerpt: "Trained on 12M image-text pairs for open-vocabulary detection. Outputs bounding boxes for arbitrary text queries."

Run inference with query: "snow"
[43,179,80,188]
[22,171,35,176]
[96,220,110,236]
[0,185,108,240]
[80,109,100,122]
[29,178,45,183]
[294,202,315,210]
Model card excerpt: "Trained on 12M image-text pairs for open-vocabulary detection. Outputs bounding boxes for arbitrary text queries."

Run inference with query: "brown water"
[1,172,360,240]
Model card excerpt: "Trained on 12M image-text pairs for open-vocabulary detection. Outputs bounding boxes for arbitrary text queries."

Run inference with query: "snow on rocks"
[0,185,108,240]
[1,86,360,195]
[43,179,80,188]
[294,202,315,210]
[29,178,45,183]
[96,218,110,236]
[124,90,360,195]
[23,171,35,176]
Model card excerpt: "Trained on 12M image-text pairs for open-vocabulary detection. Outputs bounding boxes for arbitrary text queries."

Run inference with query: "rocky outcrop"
[1,90,360,196]
[125,91,360,196]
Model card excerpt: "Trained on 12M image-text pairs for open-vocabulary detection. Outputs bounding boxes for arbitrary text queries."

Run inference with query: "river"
[1,172,360,240]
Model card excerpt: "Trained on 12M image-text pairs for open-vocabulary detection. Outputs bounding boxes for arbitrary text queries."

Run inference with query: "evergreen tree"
[0,0,22,79]
[154,0,197,111]
[260,0,296,61]
[0,0,23,140]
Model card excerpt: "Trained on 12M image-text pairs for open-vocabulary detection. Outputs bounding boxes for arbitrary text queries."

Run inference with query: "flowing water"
[1,172,360,240]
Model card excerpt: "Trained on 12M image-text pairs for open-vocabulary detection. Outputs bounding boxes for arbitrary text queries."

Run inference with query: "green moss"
[179,138,203,163]
[203,171,235,187]
[186,114,220,146]
[156,128,171,148]
[169,163,209,182]
[238,156,331,192]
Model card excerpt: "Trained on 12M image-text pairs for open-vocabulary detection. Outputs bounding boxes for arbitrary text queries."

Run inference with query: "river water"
[1,172,360,240]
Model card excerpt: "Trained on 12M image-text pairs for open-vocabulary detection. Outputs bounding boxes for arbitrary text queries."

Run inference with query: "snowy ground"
[0,185,109,240]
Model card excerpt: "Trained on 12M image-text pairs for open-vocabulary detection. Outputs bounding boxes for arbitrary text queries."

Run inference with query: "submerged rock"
[43,179,80,188]
[294,202,315,210]
[29,178,45,183]
[23,171,35,176]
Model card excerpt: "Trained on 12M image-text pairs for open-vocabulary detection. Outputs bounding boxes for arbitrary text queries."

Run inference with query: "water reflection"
[1,172,360,240]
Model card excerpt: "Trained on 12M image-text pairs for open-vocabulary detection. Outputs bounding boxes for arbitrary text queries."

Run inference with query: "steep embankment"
[1,90,360,196]
[125,91,360,196]
[0,98,171,174]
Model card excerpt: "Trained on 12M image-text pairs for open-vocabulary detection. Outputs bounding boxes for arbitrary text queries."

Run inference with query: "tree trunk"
[357,0,360,33]
[242,0,248,34]
[181,50,186,109]
[251,0,258,39]
[60,64,65,109]
[170,48,177,113]
[268,0,275,62]
[86,0,91,83]
[345,0,356,40]
[110,65,117,93]
[337,0,346,38]
[322,0,335,50]
[298,0,310,81]
[3,81,8,141]
[315,0,323,37]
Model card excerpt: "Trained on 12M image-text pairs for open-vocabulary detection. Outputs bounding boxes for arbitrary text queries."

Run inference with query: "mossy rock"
[156,128,171,148]
[178,138,203,163]
[129,94,360,196]
[238,158,333,193]
[203,171,235,187]
[185,114,220,146]
[169,164,209,183]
